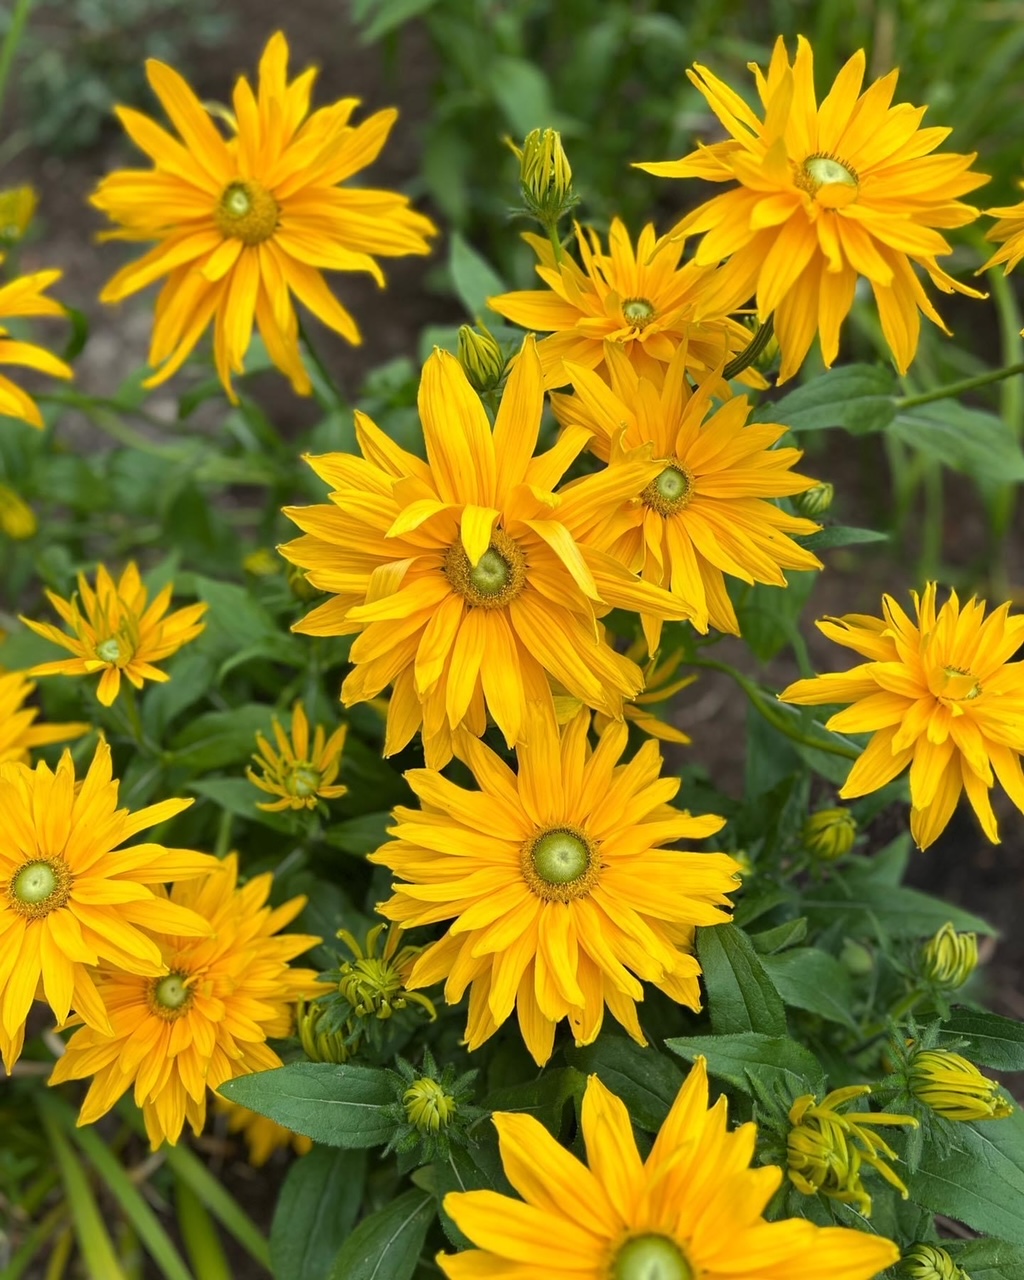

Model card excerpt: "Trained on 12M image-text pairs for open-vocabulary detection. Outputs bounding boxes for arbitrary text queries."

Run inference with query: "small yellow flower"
[336,923,436,1024]
[908,1049,1013,1122]
[0,670,89,766]
[457,321,505,393]
[0,271,72,429]
[902,1243,969,1280]
[0,483,37,539]
[780,583,1024,849]
[0,185,38,249]
[213,1097,312,1167]
[802,807,858,860]
[247,701,347,812]
[23,563,207,707]
[404,1077,457,1134]
[920,922,978,991]
[787,1085,918,1216]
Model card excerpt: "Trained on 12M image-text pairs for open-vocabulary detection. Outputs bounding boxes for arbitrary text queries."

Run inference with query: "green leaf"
[760,947,857,1029]
[489,57,563,137]
[890,402,1024,483]
[946,1237,1024,1280]
[666,1032,826,1096]
[356,0,441,42]
[323,812,393,856]
[696,925,787,1036]
[190,778,292,832]
[220,1064,395,1148]
[161,1143,271,1270]
[192,576,305,669]
[271,1148,367,1280]
[750,918,808,953]
[801,525,889,552]
[330,1189,434,1280]
[759,365,897,434]
[449,233,506,319]
[908,1110,1024,1243]
[483,1068,586,1134]
[176,1181,231,1280]
[801,875,996,940]
[170,704,273,771]
[937,1009,1024,1071]
[566,1036,685,1131]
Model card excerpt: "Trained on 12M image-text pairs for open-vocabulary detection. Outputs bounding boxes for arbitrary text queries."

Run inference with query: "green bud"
[457,322,506,393]
[840,937,875,976]
[795,482,835,518]
[920,922,978,991]
[296,999,350,1064]
[802,807,857,860]
[404,1077,457,1134]
[901,1243,970,1280]
[509,127,577,223]
[287,561,321,602]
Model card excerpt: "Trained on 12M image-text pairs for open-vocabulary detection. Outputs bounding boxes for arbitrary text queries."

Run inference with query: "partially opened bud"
[457,322,506,393]
[908,1049,1013,1122]
[297,999,350,1064]
[902,1243,969,1280]
[509,128,577,223]
[802,807,857,860]
[921,922,978,991]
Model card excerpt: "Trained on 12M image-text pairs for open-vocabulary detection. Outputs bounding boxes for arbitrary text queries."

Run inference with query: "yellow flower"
[982,187,1024,287]
[638,37,987,380]
[372,705,736,1067]
[49,854,320,1149]
[920,922,978,991]
[488,219,760,390]
[0,742,215,1071]
[595,636,696,746]
[0,483,37,539]
[779,584,1024,849]
[92,31,436,401]
[0,185,38,249]
[0,271,72,428]
[23,562,207,707]
[552,345,821,638]
[282,338,690,769]
[908,1048,1013,1122]
[247,701,347,811]
[439,1060,900,1280]
[335,922,436,1024]
[0,670,89,765]
[213,1096,312,1167]
[787,1085,918,1216]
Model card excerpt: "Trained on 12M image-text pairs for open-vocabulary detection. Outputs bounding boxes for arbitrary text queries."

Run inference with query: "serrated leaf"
[331,1189,434,1280]
[220,1064,394,1148]
[751,918,808,953]
[758,365,897,434]
[937,1009,1024,1071]
[946,1237,1024,1280]
[696,925,787,1036]
[666,1032,827,1096]
[271,1148,366,1280]
[761,947,857,1029]
[801,877,995,940]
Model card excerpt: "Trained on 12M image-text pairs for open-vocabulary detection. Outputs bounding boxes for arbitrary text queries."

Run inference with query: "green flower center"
[13,861,57,905]
[612,1235,693,1280]
[289,765,322,798]
[468,548,510,597]
[154,975,190,1009]
[532,830,589,884]
[622,296,657,328]
[96,638,122,663]
[804,156,858,188]
[642,463,693,516]
[216,180,280,246]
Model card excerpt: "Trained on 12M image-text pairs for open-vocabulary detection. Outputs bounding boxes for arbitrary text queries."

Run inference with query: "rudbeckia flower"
[439,1060,900,1279]
[23,562,207,706]
[488,219,758,390]
[246,700,348,811]
[50,854,320,1148]
[93,31,436,400]
[981,186,1024,289]
[372,706,736,1066]
[0,271,72,428]
[0,670,89,766]
[0,742,214,1070]
[281,338,691,769]
[552,343,822,638]
[779,583,1024,849]
[638,37,987,379]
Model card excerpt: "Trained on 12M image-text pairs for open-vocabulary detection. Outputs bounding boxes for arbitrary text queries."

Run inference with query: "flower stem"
[298,320,346,409]
[545,219,564,265]
[0,0,34,133]
[895,360,1024,411]
[723,316,774,380]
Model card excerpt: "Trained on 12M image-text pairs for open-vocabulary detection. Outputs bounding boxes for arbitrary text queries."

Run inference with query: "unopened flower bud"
[0,484,37,539]
[795,482,835,518]
[509,128,577,223]
[840,937,875,976]
[802,807,857,860]
[908,1049,1013,1122]
[286,561,321,602]
[921,922,978,991]
[243,547,281,577]
[404,1077,457,1134]
[0,185,37,247]
[296,999,350,1064]
[458,322,506,393]
[902,1244,969,1280]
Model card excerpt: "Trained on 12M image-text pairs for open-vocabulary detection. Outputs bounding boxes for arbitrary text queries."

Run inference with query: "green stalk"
[545,218,563,265]
[0,0,34,132]
[894,360,1024,410]
[723,316,775,380]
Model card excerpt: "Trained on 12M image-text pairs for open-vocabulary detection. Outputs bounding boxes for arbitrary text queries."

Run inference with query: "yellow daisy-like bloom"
[371,706,737,1067]
[0,483,37,539]
[439,1060,900,1280]
[92,31,436,400]
[247,700,347,812]
[23,562,207,707]
[488,220,759,390]
[49,854,320,1149]
[638,37,987,380]
[0,670,89,765]
[0,271,72,428]
[552,344,821,638]
[281,339,690,769]
[982,189,1024,296]
[908,1048,1013,1122]
[780,583,1024,850]
[213,1097,313,1166]
[0,185,38,251]
[0,742,214,1071]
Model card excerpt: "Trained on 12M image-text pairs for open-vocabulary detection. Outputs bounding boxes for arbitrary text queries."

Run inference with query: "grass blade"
[162,1142,271,1271]
[175,1180,232,1280]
